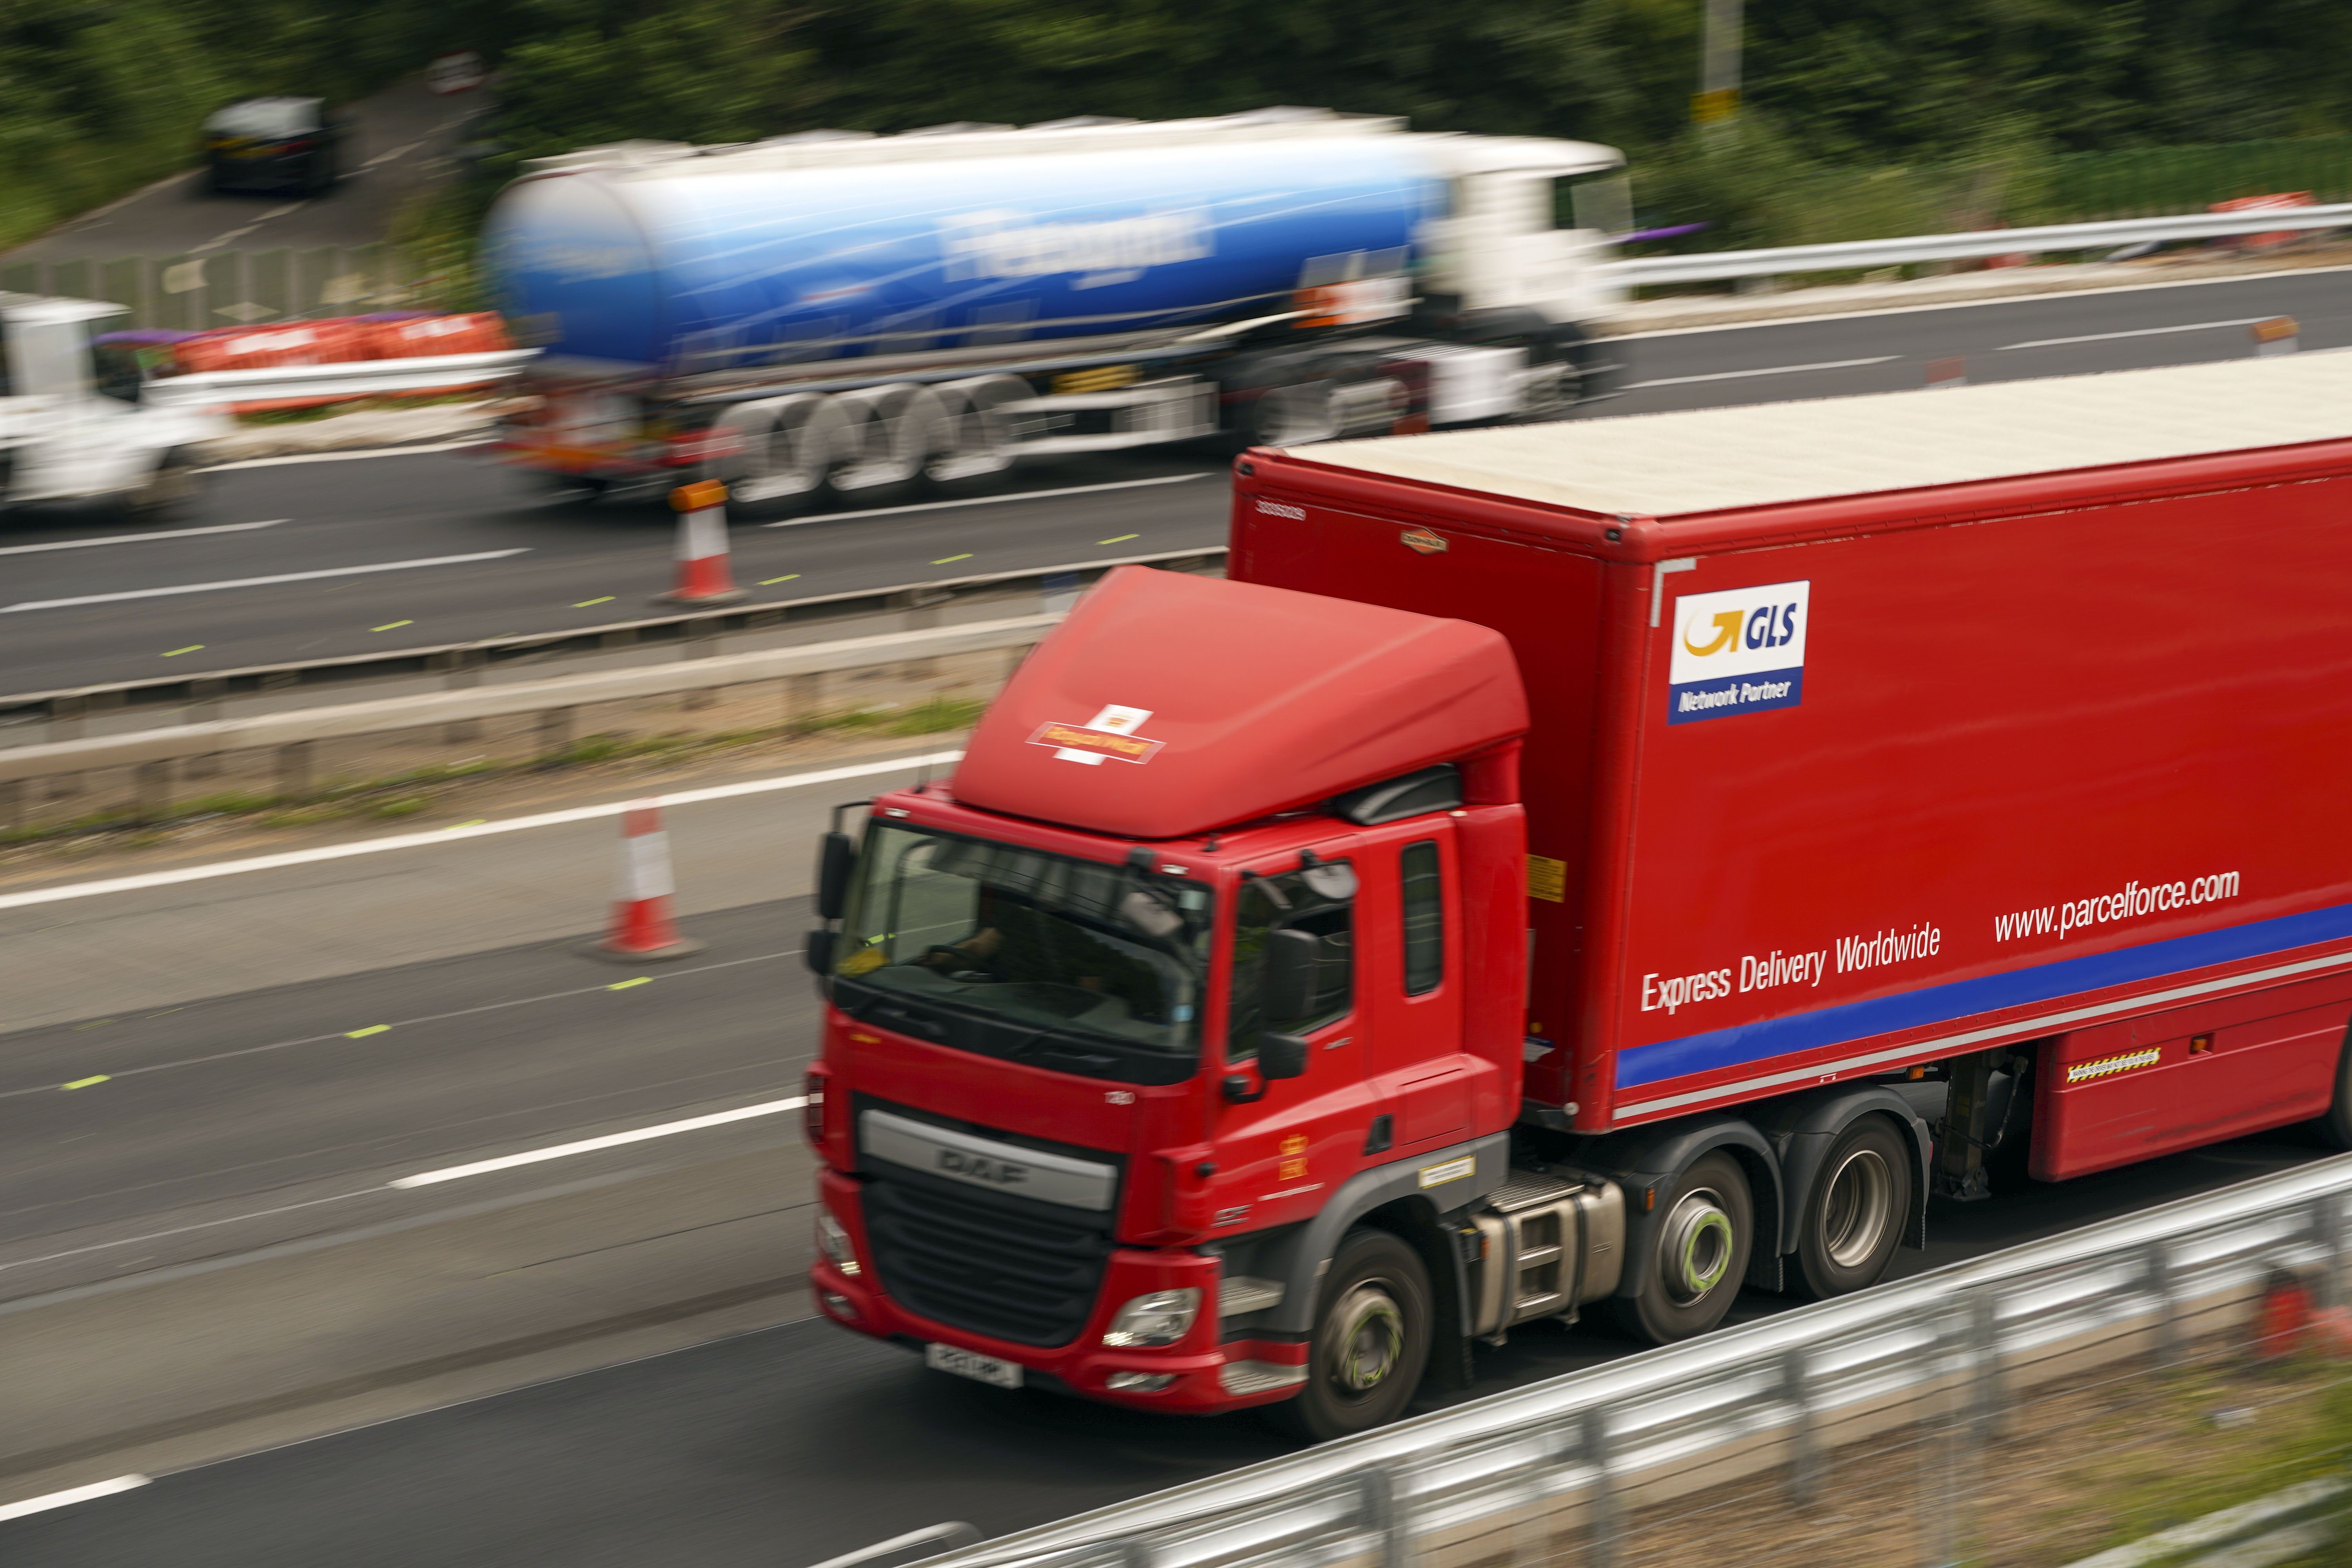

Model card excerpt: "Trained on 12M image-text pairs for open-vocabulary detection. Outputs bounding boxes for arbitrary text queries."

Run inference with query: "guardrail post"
[2311,1195,2347,1310]
[684,620,720,710]
[49,695,85,744]
[443,653,485,744]
[1581,1407,1618,1568]
[2145,1240,2180,1368]
[1967,1289,2004,1443]
[538,707,574,757]
[1916,1304,1957,1568]
[133,760,173,820]
[788,672,826,731]
[1357,1466,1406,1568]
[0,779,23,833]
[276,740,313,800]
[1782,1348,1822,1506]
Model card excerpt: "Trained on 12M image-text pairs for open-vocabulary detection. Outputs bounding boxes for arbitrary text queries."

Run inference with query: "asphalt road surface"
[2,264,2347,694]
[4,1086,2326,1566]
[0,746,2338,1563]
[2,265,2349,1561]
[0,76,486,268]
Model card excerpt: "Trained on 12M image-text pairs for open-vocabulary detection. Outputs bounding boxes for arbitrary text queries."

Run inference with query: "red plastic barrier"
[177,320,370,374]
[2210,192,2313,250]
[363,312,513,359]
[167,314,517,414]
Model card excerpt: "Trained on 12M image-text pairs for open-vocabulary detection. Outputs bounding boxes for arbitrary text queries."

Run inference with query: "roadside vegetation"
[10,0,2352,264]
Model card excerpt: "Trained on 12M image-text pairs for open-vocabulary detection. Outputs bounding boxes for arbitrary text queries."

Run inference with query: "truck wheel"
[1269,1227,1432,1441]
[1611,1151,1752,1343]
[1792,1116,1911,1299]
[130,449,201,518]
[1246,381,1340,448]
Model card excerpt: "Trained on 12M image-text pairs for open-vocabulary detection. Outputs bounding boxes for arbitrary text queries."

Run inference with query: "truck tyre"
[1792,1115,1911,1299]
[130,448,201,518]
[1612,1151,1752,1343]
[1245,380,1341,448]
[1269,1227,1432,1441]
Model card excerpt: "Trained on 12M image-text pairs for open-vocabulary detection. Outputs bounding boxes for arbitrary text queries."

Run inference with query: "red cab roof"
[951,566,1527,840]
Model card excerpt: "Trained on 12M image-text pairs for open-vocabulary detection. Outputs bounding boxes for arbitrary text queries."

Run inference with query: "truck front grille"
[862,1172,1113,1348]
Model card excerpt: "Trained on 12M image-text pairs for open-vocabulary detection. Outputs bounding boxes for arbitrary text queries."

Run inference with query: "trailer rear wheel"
[1793,1115,1911,1299]
[1612,1151,1752,1343]
[1268,1227,1432,1441]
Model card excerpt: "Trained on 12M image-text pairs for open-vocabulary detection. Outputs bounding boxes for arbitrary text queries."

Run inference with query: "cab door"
[1207,842,1376,1234]
[1357,822,1470,1151]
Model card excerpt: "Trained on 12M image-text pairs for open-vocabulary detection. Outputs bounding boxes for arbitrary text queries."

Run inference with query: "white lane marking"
[391,1096,809,1188]
[0,750,961,911]
[361,138,426,170]
[1621,356,1897,389]
[198,438,494,473]
[192,201,307,255]
[1601,264,2352,343]
[0,519,285,556]
[1996,316,2272,350]
[1,549,528,612]
[0,1476,150,1522]
[766,472,1209,527]
[0,1189,382,1274]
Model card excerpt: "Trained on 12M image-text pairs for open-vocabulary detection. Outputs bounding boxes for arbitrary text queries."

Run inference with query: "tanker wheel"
[1792,1116,1911,1299]
[1611,1151,1753,1344]
[1268,1227,1432,1441]
[1244,380,1340,448]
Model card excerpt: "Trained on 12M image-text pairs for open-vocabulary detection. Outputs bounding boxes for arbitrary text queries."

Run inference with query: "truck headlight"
[817,1211,860,1276]
[1102,1287,1201,1347]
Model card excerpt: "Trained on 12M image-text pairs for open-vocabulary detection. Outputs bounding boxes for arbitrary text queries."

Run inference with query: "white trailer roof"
[1304,353,2352,519]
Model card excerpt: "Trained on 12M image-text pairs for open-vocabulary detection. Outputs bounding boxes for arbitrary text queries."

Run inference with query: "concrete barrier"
[0,613,1056,830]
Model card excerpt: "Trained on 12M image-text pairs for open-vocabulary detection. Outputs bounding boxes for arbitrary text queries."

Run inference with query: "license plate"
[925,1343,1023,1388]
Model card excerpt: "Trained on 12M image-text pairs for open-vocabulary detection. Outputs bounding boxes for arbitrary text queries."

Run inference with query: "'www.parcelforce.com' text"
[1993,871,2241,944]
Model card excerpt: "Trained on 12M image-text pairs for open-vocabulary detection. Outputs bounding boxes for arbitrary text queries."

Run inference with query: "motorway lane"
[0,902,815,1303]
[0,452,1226,693]
[0,76,486,267]
[1604,263,2352,414]
[4,1128,2330,1566]
[2,265,2348,692]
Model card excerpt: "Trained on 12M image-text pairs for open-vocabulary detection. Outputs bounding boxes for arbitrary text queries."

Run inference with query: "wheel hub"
[1659,1187,1735,1303]
[1821,1147,1894,1269]
[1325,1284,1404,1393]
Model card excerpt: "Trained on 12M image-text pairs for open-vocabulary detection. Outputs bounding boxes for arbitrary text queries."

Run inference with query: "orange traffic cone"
[594,802,701,960]
[660,480,746,606]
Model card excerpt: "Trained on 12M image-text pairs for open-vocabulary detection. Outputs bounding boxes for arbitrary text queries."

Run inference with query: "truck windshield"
[831,824,1212,1084]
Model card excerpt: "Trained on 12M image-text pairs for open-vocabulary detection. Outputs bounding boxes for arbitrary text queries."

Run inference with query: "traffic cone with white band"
[594,802,701,960]
[660,479,746,606]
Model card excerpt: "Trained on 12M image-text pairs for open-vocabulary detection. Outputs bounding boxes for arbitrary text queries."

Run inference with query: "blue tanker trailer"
[484,108,1622,510]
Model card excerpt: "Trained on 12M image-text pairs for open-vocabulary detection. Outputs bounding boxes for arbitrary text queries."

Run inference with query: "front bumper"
[813,1170,1307,1415]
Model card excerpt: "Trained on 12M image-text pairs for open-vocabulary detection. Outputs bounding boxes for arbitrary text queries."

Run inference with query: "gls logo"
[937,1149,1028,1187]
[1666,580,1810,725]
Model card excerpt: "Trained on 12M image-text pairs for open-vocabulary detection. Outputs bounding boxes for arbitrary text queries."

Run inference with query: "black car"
[201,98,346,195]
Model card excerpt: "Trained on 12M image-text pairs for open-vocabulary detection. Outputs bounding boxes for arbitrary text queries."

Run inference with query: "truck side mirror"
[1257,1032,1308,1081]
[804,927,835,976]
[1260,928,1322,1022]
[816,831,856,921]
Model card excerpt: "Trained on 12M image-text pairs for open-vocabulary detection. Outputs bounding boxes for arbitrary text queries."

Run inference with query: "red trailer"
[804,354,2352,1436]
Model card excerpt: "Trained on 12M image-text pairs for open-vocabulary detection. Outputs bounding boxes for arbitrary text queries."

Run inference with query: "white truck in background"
[0,293,224,515]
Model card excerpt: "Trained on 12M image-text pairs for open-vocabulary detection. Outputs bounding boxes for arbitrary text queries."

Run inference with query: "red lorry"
[803,354,2352,1437]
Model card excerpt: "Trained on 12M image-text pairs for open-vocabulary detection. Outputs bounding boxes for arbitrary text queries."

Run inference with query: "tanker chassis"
[802,354,2352,1437]
[483,110,1624,510]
